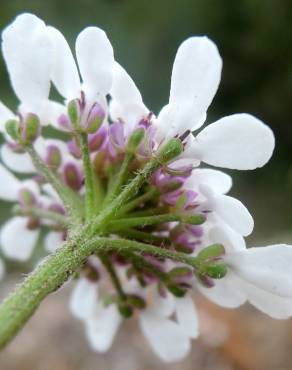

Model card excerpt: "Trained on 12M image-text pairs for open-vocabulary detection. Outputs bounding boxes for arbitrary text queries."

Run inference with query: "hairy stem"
[13,206,70,227]
[100,253,126,299]
[79,133,96,219]
[107,213,205,231]
[0,236,198,349]
[115,187,160,217]
[0,139,184,349]
[103,152,134,206]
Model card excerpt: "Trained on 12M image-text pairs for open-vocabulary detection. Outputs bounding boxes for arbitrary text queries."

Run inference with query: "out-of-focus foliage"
[0,0,292,235]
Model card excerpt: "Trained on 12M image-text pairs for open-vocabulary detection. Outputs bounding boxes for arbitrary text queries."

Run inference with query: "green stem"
[0,236,197,349]
[103,152,134,206]
[79,133,96,219]
[107,213,205,231]
[13,206,69,227]
[117,228,171,246]
[0,139,184,349]
[25,145,82,222]
[126,206,168,218]
[87,158,161,234]
[100,254,126,299]
[123,251,167,281]
[115,187,159,217]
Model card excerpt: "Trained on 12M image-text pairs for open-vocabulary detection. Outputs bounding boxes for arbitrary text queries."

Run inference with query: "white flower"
[46,21,114,114]
[152,37,275,170]
[70,274,199,362]
[1,14,53,115]
[186,168,254,236]
[70,276,122,352]
[199,225,292,319]
[139,289,198,362]
[0,163,63,260]
[110,62,149,131]
[0,165,39,261]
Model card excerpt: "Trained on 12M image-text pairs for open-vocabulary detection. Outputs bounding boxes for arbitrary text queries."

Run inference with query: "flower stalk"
[0,236,200,349]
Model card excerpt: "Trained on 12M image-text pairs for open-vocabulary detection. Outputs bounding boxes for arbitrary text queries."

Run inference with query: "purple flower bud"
[18,188,37,207]
[63,162,83,191]
[88,126,107,152]
[58,114,72,131]
[48,203,65,215]
[20,113,41,144]
[109,121,125,152]
[45,145,62,170]
[67,99,81,129]
[85,102,105,134]
[187,225,204,238]
[67,139,82,159]
[26,217,40,230]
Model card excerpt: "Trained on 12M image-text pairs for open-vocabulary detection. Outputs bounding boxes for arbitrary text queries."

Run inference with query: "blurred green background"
[0,0,291,243]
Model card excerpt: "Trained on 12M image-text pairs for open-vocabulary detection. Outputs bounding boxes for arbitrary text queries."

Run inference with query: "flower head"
[0,13,289,363]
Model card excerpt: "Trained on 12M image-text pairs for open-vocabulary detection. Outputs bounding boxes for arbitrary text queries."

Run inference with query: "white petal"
[44,231,63,253]
[140,310,191,362]
[226,245,292,298]
[34,100,67,127]
[111,62,143,105]
[186,168,232,194]
[150,289,175,317]
[1,144,35,173]
[0,217,39,261]
[0,101,15,130]
[212,195,254,236]
[47,26,81,99]
[194,114,275,170]
[0,259,5,280]
[70,278,98,320]
[110,63,148,127]
[233,275,292,319]
[175,295,199,338]
[158,37,222,136]
[199,271,246,308]
[86,304,122,352]
[2,13,53,106]
[208,224,246,253]
[76,27,114,95]
[0,164,21,201]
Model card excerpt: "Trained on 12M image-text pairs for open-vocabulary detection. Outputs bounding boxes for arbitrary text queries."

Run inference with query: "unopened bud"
[88,127,107,152]
[46,145,62,170]
[68,139,82,158]
[197,244,225,261]
[118,302,133,318]
[181,214,206,225]
[162,179,184,193]
[18,188,36,207]
[63,163,82,190]
[157,138,184,164]
[167,282,187,297]
[85,102,105,134]
[67,99,81,129]
[26,217,40,230]
[169,266,193,278]
[204,263,227,279]
[5,119,20,141]
[127,294,146,309]
[83,265,100,282]
[127,127,145,153]
[21,114,41,144]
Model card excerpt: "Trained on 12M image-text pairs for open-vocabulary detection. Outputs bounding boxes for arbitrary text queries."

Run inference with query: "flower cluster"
[0,13,291,362]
